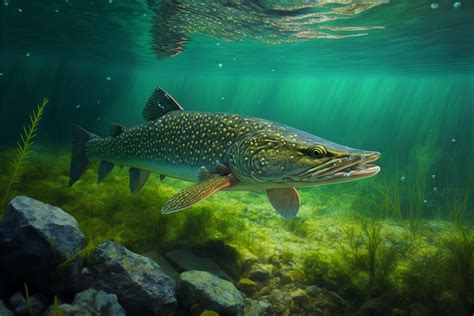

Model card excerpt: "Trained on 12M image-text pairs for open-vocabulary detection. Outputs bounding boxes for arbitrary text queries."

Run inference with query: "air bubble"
[75,104,81,109]
[106,76,111,80]
[451,138,456,143]
[432,174,436,179]
[453,2,461,8]
[423,199,428,203]
[218,63,223,69]
[430,3,439,9]
[400,176,406,182]
[25,52,30,57]
[433,186,438,191]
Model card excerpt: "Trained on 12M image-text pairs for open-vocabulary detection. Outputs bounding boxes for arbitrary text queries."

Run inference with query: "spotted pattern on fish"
[70,86,381,217]
[85,111,304,179]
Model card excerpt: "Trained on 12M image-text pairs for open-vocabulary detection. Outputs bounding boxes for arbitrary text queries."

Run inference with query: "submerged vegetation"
[0,146,472,314]
[0,98,48,211]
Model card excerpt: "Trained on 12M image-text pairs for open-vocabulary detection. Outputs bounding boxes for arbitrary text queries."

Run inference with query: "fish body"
[70,87,380,217]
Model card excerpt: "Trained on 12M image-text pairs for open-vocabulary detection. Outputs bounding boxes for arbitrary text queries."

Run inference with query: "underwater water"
[1,0,474,315]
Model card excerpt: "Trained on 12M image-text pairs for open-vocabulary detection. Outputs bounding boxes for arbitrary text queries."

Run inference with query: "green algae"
[0,146,473,314]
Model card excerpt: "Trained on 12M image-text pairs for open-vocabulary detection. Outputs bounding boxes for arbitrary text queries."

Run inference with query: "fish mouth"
[332,163,380,180]
[302,151,381,182]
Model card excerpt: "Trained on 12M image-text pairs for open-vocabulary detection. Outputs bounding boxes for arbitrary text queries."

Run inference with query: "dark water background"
[0,0,473,219]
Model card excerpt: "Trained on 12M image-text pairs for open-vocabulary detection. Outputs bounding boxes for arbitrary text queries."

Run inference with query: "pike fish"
[69,86,381,218]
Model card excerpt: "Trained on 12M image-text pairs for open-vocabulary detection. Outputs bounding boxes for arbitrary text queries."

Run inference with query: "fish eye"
[306,145,327,158]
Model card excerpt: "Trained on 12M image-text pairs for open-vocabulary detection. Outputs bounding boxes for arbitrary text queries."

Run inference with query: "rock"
[358,297,388,315]
[0,196,85,293]
[291,288,309,306]
[244,299,271,316]
[47,288,125,316]
[259,286,270,296]
[142,249,180,280]
[165,248,232,281]
[244,263,272,282]
[179,270,244,315]
[9,292,25,308]
[313,288,346,314]
[0,299,13,316]
[306,285,322,296]
[238,248,260,273]
[279,270,294,285]
[392,307,408,316]
[9,292,46,315]
[86,241,177,314]
[237,277,258,295]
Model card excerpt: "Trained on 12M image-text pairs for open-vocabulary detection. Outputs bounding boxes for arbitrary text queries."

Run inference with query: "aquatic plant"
[445,230,474,299]
[440,183,473,230]
[1,98,48,210]
[23,282,34,316]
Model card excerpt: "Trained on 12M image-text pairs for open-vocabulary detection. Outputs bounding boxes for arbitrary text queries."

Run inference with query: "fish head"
[228,128,380,186]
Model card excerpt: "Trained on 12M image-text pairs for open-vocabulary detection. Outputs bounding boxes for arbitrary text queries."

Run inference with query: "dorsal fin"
[142,87,184,121]
[109,122,126,137]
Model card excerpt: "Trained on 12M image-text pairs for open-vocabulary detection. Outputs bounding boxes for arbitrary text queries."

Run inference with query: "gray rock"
[46,288,125,316]
[86,241,177,314]
[0,299,13,316]
[0,196,85,293]
[291,288,309,306]
[165,248,232,281]
[142,249,180,280]
[244,263,272,282]
[9,292,25,308]
[179,270,244,315]
[306,285,322,296]
[9,292,46,315]
[244,299,271,316]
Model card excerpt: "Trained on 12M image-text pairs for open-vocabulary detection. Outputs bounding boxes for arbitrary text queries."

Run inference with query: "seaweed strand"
[1,98,49,208]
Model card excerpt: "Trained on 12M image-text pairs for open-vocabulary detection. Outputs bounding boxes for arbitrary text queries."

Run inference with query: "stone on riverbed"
[179,270,245,315]
[165,248,232,281]
[0,299,13,316]
[0,196,85,293]
[85,240,177,314]
[48,288,125,316]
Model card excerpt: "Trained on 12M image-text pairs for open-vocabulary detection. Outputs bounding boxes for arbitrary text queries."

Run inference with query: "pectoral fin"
[129,168,151,193]
[161,175,234,214]
[266,187,300,219]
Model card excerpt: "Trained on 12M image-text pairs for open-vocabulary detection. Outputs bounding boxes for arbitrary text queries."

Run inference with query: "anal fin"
[161,175,235,214]
[129,167,151,193]
[266,187,300,219]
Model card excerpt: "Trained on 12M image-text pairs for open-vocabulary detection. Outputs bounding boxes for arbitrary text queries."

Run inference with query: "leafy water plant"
[1,98,48,210]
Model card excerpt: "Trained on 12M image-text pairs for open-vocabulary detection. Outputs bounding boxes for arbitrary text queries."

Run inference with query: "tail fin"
[69,124,98,187]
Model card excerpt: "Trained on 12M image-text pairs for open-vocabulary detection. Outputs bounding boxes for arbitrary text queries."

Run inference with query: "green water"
[1,0,474,315]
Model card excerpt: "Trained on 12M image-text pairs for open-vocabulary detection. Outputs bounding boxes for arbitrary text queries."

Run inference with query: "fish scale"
[69,86,380,217]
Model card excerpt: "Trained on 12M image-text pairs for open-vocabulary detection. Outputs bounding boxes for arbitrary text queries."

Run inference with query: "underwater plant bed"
[0,147,473,315]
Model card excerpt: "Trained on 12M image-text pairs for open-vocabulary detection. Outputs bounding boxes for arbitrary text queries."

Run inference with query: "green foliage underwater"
[1,0,473,315]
